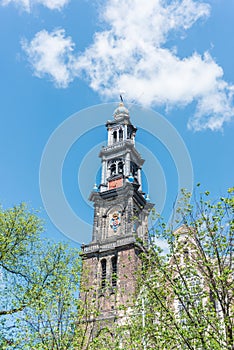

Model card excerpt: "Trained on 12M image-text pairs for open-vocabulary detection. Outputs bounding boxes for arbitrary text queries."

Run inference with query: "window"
[101,259,107,289]
[119,129,123,141]
[118,161,123,174]
[110,163,116,176]
[109,159,124,177]
[175,275,202,324]
[111,256,117,287]
[113,131,117,143]
[127,127,131,139]
[130,162,137,177]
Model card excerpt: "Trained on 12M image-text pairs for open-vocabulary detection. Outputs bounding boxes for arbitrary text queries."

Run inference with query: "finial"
[145,194,150,202]
[127,174,134,183]
[93,184,98,192]
[120,94,124,103]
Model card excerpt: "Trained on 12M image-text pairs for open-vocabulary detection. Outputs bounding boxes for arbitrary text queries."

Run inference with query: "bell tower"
[81,102,154,325]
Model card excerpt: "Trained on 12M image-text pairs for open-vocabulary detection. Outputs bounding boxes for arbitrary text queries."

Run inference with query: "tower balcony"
[100,139,133,153]
[99,139,144,167]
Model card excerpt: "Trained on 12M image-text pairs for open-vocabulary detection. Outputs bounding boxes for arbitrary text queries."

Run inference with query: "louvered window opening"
[111,256,117,287]
[101,259,107,289]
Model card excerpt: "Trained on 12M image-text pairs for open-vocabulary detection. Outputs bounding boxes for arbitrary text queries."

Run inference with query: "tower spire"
[80,102,154,330]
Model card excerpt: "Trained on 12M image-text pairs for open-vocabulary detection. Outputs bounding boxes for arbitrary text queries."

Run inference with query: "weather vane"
[119,90,125,103]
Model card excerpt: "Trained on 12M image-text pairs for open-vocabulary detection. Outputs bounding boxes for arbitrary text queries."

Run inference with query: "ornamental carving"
[110,212,121,233]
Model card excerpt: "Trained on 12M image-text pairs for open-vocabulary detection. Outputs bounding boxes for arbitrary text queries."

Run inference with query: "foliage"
[85,188,234,350]
[129,187,234,350]
[0,203,84,349]
[1,188,233,350]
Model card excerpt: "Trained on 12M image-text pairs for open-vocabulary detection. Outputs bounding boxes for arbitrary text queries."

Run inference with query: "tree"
[84,188,233,350]
[1,187,233,350]
[130,187,234,350]
[0,204,125,349]
[0,203,43,317]
[0,203,87,349]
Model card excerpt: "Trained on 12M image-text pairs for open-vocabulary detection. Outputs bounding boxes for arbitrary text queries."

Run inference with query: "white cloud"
[188,85,234,131]
[22,29,75,87]
[1,0,69,11]
[21,0,234,131]
[37,0,69,10]
[1,0,29,11]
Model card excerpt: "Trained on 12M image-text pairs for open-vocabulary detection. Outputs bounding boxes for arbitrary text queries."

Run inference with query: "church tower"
[81,102,154,325]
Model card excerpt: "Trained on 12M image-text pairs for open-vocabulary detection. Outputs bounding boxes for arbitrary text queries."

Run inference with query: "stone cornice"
[99,140,144,166]
[81,235,138,256]
[89,182,143,201]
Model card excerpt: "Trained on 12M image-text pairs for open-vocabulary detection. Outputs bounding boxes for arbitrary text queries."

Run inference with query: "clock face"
[108,178,123,190]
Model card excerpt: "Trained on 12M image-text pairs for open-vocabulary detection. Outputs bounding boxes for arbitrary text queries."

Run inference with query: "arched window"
[110,163,116,176]
[127,127,131,139]
[118,161,123,174]
[113,131,117,143]
[101,259,107,289]
[119,129,123,141]
[111,256,117,287]
[130,162,137,177]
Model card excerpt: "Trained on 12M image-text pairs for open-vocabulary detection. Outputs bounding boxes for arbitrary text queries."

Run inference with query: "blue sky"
[0,0,233,246]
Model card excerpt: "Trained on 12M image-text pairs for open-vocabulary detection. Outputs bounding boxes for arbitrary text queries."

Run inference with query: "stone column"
[108,128,112,145]
[92,206,98,241]
[106,161,111,179]
[100,159,107,192]
[124,124,128,140]
[125,152,131,176]
[137,168,142,191]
